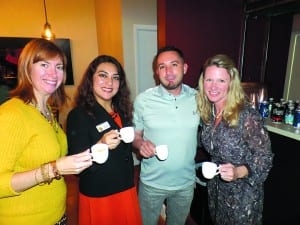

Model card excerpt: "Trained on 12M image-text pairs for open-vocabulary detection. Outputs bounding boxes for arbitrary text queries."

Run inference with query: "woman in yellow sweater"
[0,39,93,225]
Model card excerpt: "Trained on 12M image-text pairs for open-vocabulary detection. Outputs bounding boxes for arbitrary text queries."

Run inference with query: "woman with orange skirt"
[66,55,142,225]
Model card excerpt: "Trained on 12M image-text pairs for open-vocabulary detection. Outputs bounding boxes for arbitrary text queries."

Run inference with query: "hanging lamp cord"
[43,0,48,23]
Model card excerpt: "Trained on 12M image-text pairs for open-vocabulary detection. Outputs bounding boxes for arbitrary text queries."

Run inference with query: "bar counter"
[263,119,300,224]
[190,119,300,225]
[264,118,300,141]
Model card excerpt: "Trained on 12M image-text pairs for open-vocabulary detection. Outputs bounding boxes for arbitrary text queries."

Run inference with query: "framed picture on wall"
[0,37,74,88]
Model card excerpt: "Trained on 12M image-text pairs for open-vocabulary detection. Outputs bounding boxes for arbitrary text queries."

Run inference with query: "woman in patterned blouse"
[196,54,273,225]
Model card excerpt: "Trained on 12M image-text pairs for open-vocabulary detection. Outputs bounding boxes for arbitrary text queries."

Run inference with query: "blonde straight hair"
[196,54,245,127]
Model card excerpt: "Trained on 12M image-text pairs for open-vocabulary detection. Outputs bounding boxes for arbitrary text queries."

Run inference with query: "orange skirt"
[78,187,142,225]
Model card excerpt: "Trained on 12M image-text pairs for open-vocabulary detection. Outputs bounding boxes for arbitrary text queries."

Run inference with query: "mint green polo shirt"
[133,84,200,190]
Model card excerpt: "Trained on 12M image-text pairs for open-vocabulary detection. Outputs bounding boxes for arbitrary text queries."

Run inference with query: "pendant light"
[41,0,55,40]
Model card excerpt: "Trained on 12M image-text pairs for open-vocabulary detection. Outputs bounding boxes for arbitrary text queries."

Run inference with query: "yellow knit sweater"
[0,98,67,225]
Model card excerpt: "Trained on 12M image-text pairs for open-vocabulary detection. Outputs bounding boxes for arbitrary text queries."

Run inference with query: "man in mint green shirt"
[133,46,200,225]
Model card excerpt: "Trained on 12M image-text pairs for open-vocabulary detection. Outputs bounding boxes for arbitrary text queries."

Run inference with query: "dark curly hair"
[74,55,132,123]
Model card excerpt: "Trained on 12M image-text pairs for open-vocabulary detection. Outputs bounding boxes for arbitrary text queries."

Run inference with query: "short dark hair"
[156,46,184,60]
[152,46,185,73]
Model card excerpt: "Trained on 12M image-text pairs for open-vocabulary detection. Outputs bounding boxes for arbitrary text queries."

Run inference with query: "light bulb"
[41,23,55,40]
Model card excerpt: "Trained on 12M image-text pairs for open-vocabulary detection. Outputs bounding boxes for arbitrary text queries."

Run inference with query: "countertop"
[264,118,300,141]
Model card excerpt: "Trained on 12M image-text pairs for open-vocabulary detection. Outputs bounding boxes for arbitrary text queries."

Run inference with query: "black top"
[66,103,134,197]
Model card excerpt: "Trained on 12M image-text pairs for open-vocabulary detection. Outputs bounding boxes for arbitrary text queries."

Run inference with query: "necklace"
[30,102,59,133]
[41,108,51,122]
[211,106,224,150]
[212,107,224,119]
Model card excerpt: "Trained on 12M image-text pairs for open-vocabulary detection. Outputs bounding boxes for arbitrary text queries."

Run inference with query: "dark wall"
[161,0,244,88]
[241,15,269,83]
[264,14,293,100]
[241,13,293,100]
[157,0,299,99]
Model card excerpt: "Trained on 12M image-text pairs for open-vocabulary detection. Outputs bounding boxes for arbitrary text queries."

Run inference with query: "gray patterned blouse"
[200,104,273,225]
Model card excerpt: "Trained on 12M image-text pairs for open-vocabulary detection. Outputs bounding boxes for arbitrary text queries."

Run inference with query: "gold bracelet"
[50,160,62,180]
[34,168,45,186]
[40,163,53,184]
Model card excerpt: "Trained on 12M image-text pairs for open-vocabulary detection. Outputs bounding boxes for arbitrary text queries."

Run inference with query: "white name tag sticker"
[96,121,110,133]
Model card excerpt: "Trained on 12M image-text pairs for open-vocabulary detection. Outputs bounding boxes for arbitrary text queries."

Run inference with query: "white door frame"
[133,24,157,95]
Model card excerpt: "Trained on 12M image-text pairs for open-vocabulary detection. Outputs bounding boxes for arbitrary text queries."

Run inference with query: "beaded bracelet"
[35,168,45,186]
[40,163,52,184]
[50,160,62,180]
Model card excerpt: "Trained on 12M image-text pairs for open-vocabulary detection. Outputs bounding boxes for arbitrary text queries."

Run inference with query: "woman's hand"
[98,130,121,150]
[56,149,93,175]
[219,163,249,182]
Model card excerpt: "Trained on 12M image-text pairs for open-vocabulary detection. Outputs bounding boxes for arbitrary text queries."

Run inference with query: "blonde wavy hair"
[196,54,245,127]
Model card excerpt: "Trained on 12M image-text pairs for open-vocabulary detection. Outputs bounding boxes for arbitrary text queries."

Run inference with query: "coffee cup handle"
[216,166,220,175]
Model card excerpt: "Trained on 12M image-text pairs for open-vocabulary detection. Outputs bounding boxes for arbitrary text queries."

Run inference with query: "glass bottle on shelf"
[268,97,274,118]
[284,105,294,125]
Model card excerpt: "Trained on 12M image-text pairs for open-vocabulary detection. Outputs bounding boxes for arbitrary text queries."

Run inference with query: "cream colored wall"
[122,0,157,99]
[0,0,99,128]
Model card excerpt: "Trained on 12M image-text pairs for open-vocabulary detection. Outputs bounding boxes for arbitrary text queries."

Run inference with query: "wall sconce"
[41,0,55,40]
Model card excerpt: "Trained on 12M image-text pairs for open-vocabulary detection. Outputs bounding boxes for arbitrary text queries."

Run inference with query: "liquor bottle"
[271,102,284,123]
[268,97,274,118]
[284,106,294,125]
[259,101,269,118]
[293,106,300,129]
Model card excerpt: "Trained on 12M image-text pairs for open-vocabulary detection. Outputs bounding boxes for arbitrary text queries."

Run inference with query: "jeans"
[138,181,194,225]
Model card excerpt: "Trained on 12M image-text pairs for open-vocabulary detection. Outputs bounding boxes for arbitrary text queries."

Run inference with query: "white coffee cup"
[155,145,168,161]
[202,162,220,179]
[91,143,109,164]
[119,126,135,143]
